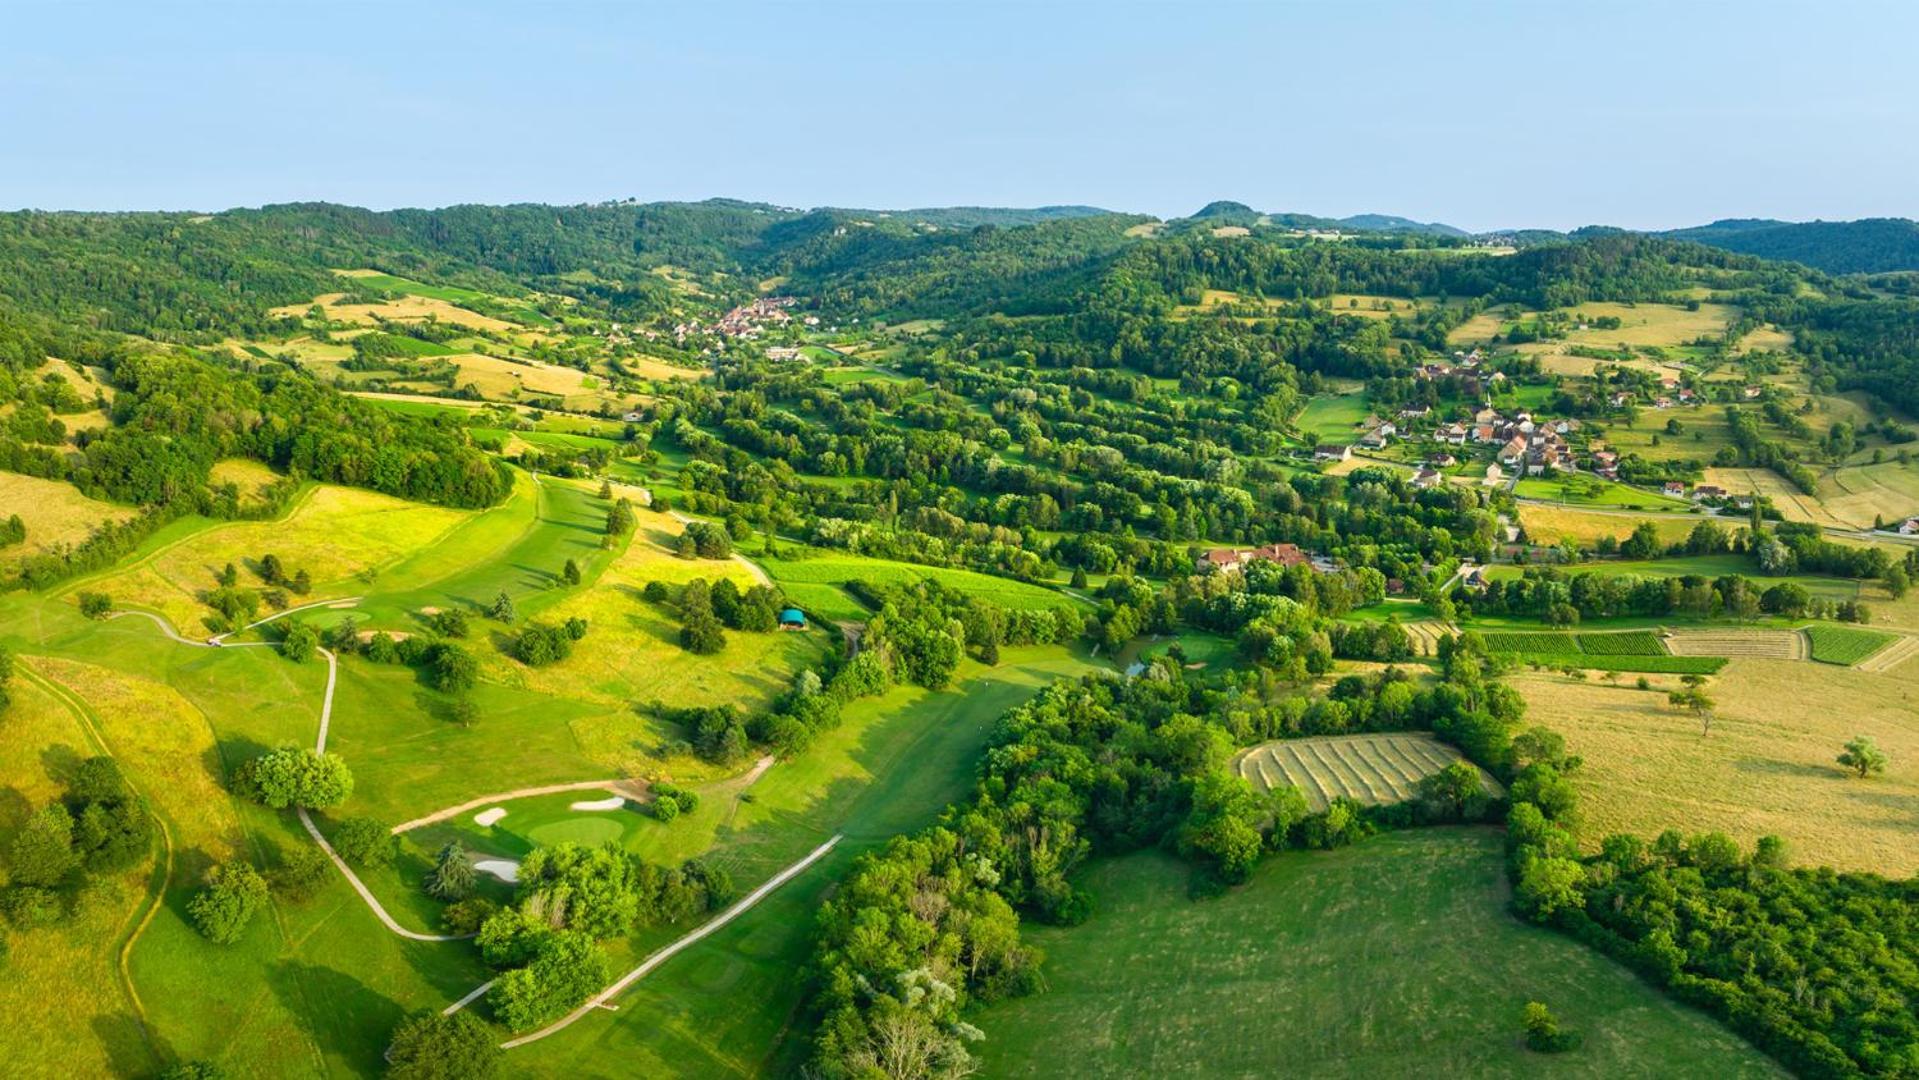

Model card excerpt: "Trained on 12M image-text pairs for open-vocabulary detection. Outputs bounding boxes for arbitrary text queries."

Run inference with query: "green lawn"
[1513,476,1694,511]
[973,830,1780,1078]
[1295,392,1372,439]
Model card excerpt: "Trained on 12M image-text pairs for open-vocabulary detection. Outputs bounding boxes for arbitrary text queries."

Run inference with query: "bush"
[77,592,112,619]
[441,897,499,936]
[431,609,471,638]
[188,861,268,944]
[1,886,65,928]
[1522,1000,1582,1053]
[512,623,577,666]
[331,817,396,868]
[7,804,78,887]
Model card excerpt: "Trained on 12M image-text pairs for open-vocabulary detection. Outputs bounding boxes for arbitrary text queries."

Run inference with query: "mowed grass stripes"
[1233,733,1503,812]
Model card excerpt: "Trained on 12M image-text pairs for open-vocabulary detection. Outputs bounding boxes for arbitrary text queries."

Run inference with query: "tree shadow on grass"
[0,785,31,834]
[37,742,87,791]
[268,960,407,1076]
[90,1010,166,1079]
[1727,755,1831,781]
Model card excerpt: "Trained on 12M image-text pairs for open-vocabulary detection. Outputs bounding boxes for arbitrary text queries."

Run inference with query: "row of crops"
[1479,630,1725,674]
[1804,624,1896,665]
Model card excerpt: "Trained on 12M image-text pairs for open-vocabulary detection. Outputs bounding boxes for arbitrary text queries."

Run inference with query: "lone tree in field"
[562,558,582,586]
[239,747,353,809]
[188,861,268,945]
[488,589,516,623]
[1837,736,1888,778]
[425,841,477,901]
[384,1009,502,1080]
[1669,687,1716,735]
[1522,1000,1580,1053]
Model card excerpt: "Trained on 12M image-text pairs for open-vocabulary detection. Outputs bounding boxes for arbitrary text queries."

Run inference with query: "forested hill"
[1663,217,1919,274]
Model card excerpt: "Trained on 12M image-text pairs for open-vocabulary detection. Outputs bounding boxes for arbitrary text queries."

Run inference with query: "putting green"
[526,816,627,848]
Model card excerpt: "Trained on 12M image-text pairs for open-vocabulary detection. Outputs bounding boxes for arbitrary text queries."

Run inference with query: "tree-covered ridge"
[1667,217,1919,275]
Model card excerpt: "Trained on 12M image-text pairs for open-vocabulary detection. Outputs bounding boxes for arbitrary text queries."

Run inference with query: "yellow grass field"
[1208,225,1250,238]
[1516,504,1695,547]
[1559,302,1736,348]
[1737,325,1795,353]
[507,503,830,780]
[623,355,705,381]
[0,473,137,567]
[446,352,589,398]
[207,458,282,499]
[82,484,472,630]
[1515,661,1919,876]
[1702,467,1851,528]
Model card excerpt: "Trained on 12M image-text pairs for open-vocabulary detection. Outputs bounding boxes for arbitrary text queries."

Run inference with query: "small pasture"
[1232,732,1500,812]
[1516,660,1919,876]
[0,472,137,574]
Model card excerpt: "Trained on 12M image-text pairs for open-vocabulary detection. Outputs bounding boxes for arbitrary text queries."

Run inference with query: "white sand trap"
[473,807,507,827]
[569,795,626,812]
[418,606,442,616]
[475,859,519,883]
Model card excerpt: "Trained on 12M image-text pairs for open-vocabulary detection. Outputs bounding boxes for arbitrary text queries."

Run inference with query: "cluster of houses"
[672,296,808,343]
[1195,542,1338,576]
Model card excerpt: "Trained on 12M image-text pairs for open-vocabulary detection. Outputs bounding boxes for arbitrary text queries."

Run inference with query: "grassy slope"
[514,647,1103,1078]
[975,830,1780,1078]
[1516,662,1919,876]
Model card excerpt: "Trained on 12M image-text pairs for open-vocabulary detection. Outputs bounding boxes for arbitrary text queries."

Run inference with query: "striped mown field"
[1233,732,1503,812]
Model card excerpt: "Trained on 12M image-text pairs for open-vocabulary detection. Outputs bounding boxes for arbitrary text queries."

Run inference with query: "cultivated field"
[1400,620,1453,656]
[1804,623,1896,665]
[1516,660,1919,876]
[974,832,1781,1079]
[1663,628,1807,660]
[1516,504,1695,547]
[1233,733,1501,812]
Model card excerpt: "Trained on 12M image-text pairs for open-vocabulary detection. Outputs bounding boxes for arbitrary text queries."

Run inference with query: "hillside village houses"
[1195,542,1310,574]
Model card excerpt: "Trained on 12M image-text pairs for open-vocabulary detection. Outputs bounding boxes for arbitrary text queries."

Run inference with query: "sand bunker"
[473,807,507,827]
[475,859,519,883]
[569,795,626,812]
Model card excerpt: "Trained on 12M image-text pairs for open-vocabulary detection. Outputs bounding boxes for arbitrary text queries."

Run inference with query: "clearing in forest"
[973,831,1781,1079]
[0,472,137,576]
[1232,732,1501,812]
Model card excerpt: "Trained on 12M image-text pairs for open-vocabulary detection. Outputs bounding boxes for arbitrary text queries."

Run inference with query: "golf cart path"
[111,602,465,941]
[390,778,650,834]
[487,833,844,1048]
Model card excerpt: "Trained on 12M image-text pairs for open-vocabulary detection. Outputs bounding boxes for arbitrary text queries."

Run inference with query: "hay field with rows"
[1233,733,1501,812]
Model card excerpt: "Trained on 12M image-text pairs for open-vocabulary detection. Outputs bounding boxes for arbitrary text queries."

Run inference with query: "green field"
[1803,622,1896,665]
[1295,392,1372,439]
[973,830,1778,1078]
[1513,476,1695,510]
[761,551,1080,613]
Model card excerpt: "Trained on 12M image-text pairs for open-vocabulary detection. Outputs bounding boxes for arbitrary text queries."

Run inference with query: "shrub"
[7,804,78,887]
[270,844,332,902]
[188,861,268,944]
[1522,1000,1582,1053]
[442,897,499,936]
[431,609,471,638]
[77,592,112,619]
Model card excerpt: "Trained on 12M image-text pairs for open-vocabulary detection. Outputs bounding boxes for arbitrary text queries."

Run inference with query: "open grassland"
[1703,466,1854,528]
[973,831,1780,1079]
[1813,460,1919,529]
[1516,504,1695,547]
[75,483,473,632]
[1664,628,1807,660]
[1513,476,1694,510]
[1234,733,1500,811]
[446,352,593,400]
[206,457,283,499]
[0,471,136,571]
[762,551,1077,612]
[1294,392,1372,439]
[1516,660,1919,876]
[0,672,156,1079]
[1803,623,1896,665]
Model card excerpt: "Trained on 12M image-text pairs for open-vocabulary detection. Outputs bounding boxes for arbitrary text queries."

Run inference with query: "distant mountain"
[856,205,1117,229]
[1336,213,1469,238]
[1178,202,1469,237]
[1662,218,1919,274]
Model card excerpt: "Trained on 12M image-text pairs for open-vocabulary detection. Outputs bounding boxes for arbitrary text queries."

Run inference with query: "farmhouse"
[1412,466,1442,489]
[1197,543,1311,574]
[1497,436,1527,466]
[1691,484,1726,501]
[1899,517,1919,535]
[1315,444,1352,462]
[1664,481,1687,497]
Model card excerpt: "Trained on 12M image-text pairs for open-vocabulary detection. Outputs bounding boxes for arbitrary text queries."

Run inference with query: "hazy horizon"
[6,0,1917,232]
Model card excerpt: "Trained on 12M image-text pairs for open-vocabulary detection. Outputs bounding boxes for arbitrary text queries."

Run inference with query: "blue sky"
[5,0,1917,231]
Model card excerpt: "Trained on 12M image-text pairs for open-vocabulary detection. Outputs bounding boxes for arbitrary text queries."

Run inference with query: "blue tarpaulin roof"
[779,608,806,622]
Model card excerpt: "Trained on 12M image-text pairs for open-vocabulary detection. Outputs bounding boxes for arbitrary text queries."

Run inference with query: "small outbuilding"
[778,608,808,631]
